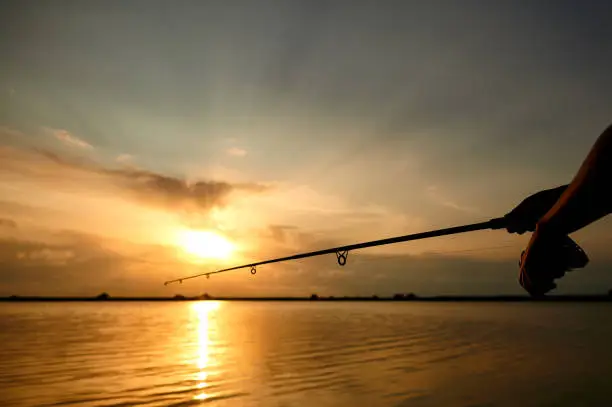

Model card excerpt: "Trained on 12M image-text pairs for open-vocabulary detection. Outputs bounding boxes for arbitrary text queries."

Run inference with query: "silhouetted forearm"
[538,124,612,235]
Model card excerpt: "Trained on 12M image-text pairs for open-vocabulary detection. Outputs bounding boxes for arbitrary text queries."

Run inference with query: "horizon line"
[2,293,612,303]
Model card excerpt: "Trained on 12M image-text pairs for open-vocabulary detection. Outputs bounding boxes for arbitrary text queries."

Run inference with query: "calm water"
[1,302,612,407]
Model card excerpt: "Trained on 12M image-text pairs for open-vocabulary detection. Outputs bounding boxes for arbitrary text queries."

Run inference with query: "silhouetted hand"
[518,228,589,296]
[503,186,567,234]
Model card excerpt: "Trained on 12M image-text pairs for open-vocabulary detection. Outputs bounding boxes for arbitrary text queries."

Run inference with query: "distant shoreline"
[2,295,612,302]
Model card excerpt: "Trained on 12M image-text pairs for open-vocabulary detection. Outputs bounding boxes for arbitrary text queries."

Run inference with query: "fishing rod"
[164,217,508,286]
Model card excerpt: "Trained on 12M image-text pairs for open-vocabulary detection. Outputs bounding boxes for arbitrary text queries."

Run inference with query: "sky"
[1,0,612,297]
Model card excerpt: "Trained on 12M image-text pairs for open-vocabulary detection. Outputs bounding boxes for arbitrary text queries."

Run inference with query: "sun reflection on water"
[191,301,220,401]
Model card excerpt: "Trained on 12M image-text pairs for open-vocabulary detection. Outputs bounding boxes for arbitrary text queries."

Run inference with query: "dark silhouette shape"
[507,123,612,295]
[608,289,612,297]
[516,235,589,296]
[504,186,568,234]
[391,293,416,301]
[173,294,186,300]
[199,293,212,300]
[96,292,110,300]
[310,294,319,300]
[372,295,379,300]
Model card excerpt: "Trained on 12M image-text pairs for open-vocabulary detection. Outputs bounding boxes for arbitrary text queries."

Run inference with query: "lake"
[1,302,611,406]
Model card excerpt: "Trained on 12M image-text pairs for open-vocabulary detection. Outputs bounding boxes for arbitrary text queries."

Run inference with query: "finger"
[506,226,527,234]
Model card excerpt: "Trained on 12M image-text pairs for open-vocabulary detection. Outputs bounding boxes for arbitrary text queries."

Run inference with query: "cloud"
[264,224,298,244]
[0,144,269,214]
[116,154,133,163]
[238,183,426,246]
[0,226,218,296]
[44,127,93,150]
[0,233,133,295]
[0,234,96,272]
[426,185,479,214]
[105,167,267,211]
[226,147,247,157]
[16,247,75,265]
[0,201,66,227]
[0,126,26,143]
[0,218,17,229]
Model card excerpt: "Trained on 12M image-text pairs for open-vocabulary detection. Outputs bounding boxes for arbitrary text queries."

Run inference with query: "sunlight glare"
[178,230,234,260]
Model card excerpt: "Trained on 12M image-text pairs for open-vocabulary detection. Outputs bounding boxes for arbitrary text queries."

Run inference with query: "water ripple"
[2,302,612,407]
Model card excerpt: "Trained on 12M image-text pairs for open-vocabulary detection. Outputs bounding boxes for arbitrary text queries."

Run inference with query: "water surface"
[1,302,611,406]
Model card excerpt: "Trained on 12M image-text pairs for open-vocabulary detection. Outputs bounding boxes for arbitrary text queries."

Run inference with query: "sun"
[178,230,234,260]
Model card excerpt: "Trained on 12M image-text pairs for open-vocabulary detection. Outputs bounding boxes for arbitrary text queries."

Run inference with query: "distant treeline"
[3,291,612,302]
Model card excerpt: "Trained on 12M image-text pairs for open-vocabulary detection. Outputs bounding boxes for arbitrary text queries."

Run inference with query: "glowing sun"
[178,230,234,260]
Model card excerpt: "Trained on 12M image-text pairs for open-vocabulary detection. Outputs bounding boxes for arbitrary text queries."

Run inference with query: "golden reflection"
[191,301,221,401]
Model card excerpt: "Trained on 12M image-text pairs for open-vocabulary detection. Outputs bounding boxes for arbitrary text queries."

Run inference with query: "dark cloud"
[0,126,25,143]
[0,200,64,220]
[0,233,107,268]
[0,232,181,296]
[0,236,102,294]
[0,143,270,212]
[104,167,268,211]
[0,218,17,229]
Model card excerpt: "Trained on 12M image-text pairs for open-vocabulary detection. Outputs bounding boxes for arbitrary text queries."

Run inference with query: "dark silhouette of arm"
[537,123,612,235]
[517,124,612,295]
